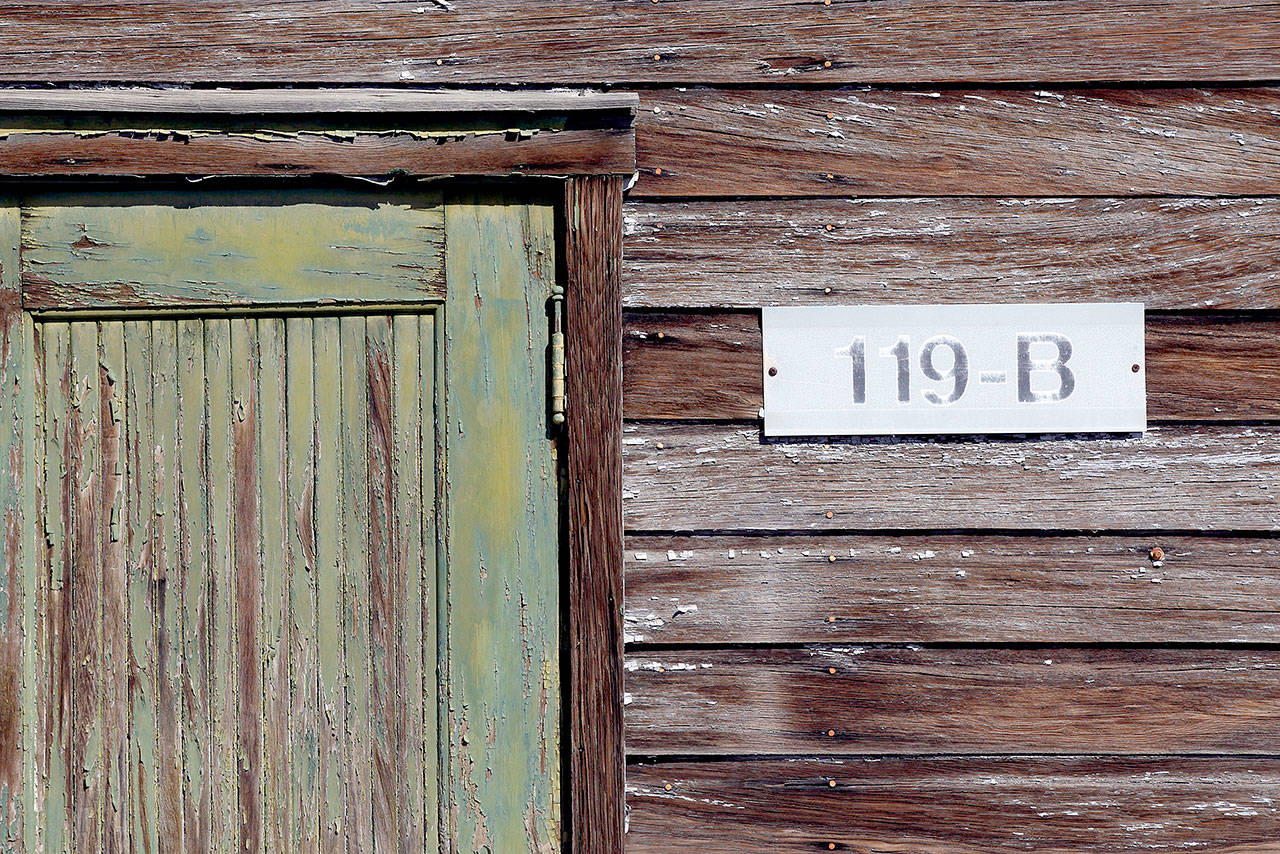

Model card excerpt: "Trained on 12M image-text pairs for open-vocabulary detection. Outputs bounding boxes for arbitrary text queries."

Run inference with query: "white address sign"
[762,303,1146,437]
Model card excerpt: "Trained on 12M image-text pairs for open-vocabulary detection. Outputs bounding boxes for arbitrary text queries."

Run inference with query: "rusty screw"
[768,366,779,377]
[1150,546,1165,562]
[1132,363,1141,373]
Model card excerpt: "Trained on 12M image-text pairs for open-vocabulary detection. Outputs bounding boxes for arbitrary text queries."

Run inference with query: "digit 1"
[845,337,866,404]
[881,335,910,403]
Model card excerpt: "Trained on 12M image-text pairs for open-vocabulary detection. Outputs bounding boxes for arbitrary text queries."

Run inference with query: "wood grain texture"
[622,198,1280,310]
[152,321,184,854]
[0,88,637,114]
[624,535,1280,644]
[21,191,445,311]
[565,176,627,854]
[626,758,1280,853]
[622,423,1280,532]
[623,312,1280,421]
[255,317,288,854]
[0,125,634,181]
[0,2,1278,84]
[444,192,561,852]
[230,320,262,853]
[0,202,24,848]
[365,315,399,850]
[283,317,320,853]
[98,322,127,854]
[312,316,348,853]
[625,647,1280,755]
[202,318,237,854]
[68,322,101,854]
[634,88,1280,198]
[175,319,212,854]
[38,322,71,854]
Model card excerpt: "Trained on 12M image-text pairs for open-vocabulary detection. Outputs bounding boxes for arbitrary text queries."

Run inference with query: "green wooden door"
[4,189,561,853]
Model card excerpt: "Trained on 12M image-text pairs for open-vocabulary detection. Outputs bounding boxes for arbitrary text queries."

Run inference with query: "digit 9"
[920,335,969,405]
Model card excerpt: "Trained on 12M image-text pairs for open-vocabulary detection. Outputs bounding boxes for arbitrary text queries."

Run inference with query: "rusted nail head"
[1149,546,1165,562]
[825,510,834,519]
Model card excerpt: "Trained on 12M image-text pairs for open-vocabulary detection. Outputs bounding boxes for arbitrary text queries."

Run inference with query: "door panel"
[16,186,560,854]
[35,314,439,851]
[21,190,446,311]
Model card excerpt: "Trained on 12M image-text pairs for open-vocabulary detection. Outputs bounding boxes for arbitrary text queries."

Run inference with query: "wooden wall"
[1,3,1280,851]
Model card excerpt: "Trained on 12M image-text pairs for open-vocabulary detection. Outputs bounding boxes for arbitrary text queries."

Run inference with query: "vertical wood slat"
[444,193,561,852]
[311,317,346,853]
[98,323,127,854]
[204,319,237,854]
[0,202,24,849]
[365,316,398,850]
[124,321,157,854]
[41,321,72,854]
[230,319,263,854]
[392,314,427,854]
[336,315,371,854]
[418,314,440,854]
[284,318,319,853]
[69,321,102,854]
[152,321,184,854]
[257,317,290,854]
[564,175,626,854]
[176,319,212,854]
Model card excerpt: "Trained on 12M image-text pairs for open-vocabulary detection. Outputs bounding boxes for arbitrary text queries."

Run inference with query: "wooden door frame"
[0,87,633,853]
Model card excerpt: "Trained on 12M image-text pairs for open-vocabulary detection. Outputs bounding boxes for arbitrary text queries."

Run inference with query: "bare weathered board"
[625,647,1280,755]
[624,535,1280,645]
[0,2,1277,84]
[627,758,1280,853]
[622,198,1280,310]
[623,423,1280,532]
[634,88,1280,198]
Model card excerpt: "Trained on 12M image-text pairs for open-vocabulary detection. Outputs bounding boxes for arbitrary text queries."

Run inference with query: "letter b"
[1017,334,1075,402]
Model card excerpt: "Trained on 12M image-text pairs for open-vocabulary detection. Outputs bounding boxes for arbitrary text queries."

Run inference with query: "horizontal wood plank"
[623,313,1280,422]
[634,88,1280,197]
[627,758,1280,853]
[622,198,1280,310]
[622,423,1280,532]
[0,126,634,179]
[0,88,637,114]
[624,535,1280,645]
[1,3,1279,84]
[22,190,445,310]
[625,647,1280,755]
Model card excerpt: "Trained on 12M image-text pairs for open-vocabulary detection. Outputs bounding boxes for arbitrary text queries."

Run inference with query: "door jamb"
[0,87,634,853]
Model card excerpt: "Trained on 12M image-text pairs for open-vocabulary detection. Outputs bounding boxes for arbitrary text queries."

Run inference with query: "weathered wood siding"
[1,3,1279,851]
[29,315,438,852]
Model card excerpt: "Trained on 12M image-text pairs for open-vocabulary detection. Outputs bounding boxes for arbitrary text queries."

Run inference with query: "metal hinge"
[549,284,566,428]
